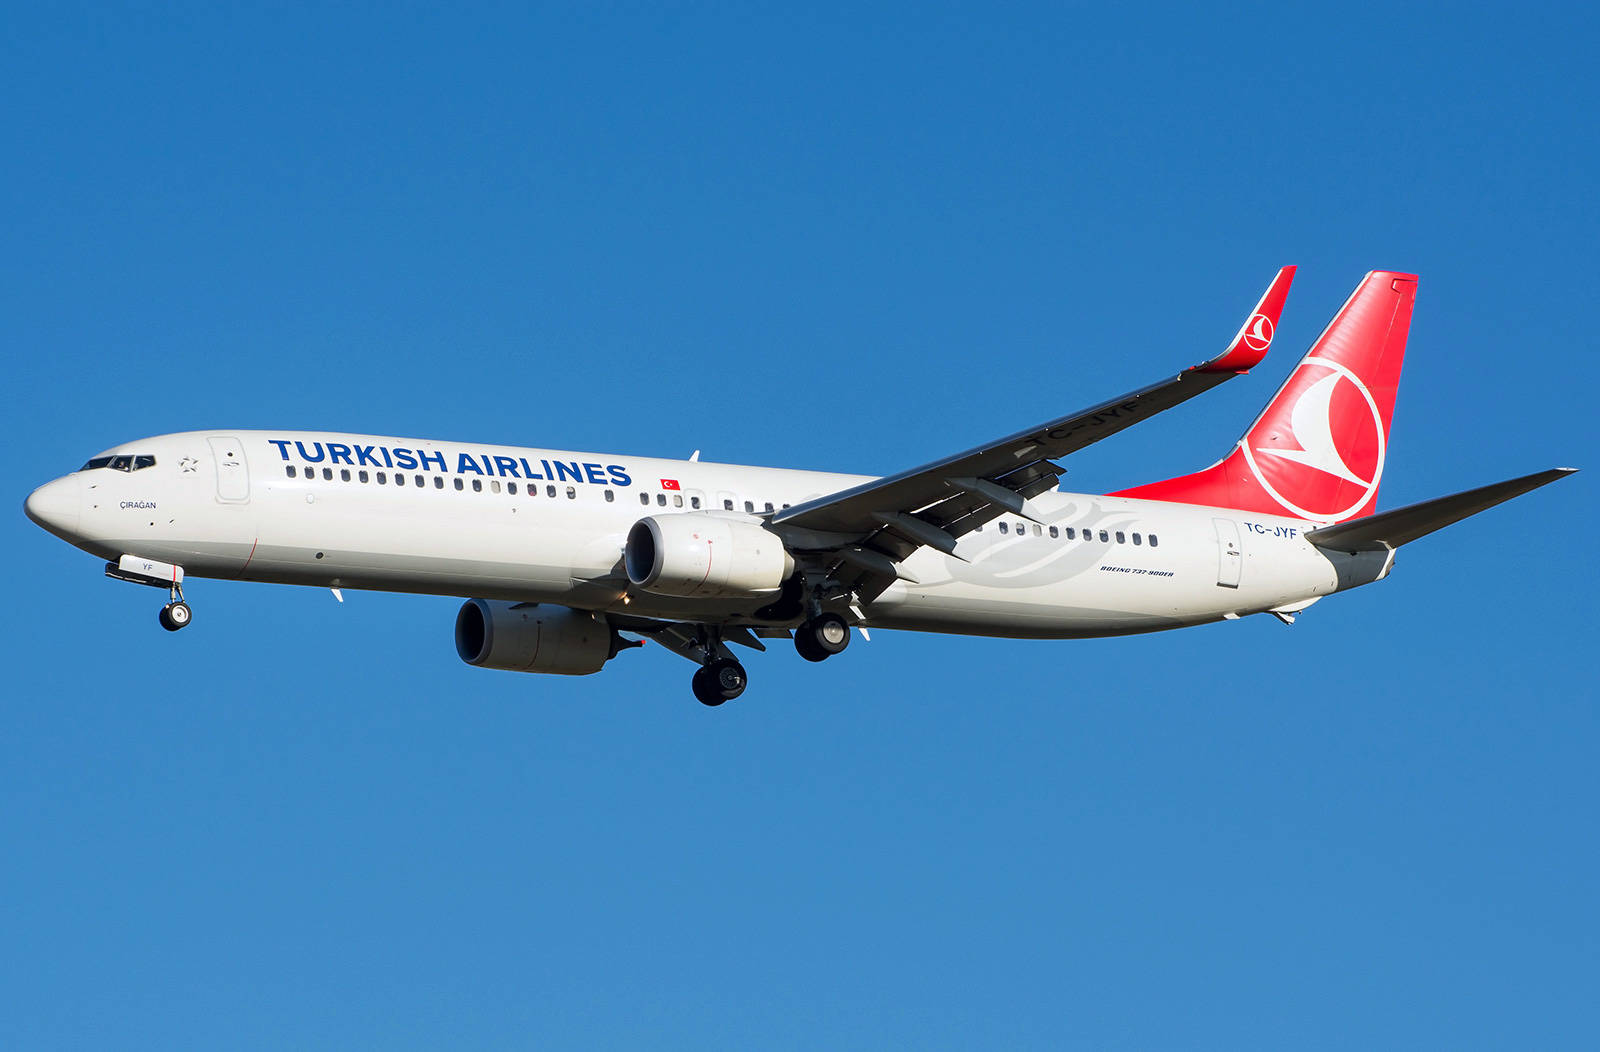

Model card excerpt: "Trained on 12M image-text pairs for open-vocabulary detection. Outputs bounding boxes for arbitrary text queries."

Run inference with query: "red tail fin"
[1114,271,1417,523]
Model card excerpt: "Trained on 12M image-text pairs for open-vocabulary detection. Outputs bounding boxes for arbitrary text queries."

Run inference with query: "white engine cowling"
[625,514,795,599]
[454,600,617,676]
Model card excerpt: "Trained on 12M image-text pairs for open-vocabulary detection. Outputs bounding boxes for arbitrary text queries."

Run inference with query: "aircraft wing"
[770,267,1296,583]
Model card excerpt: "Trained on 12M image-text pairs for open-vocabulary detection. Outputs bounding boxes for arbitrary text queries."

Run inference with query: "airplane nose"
[24,475,82,539]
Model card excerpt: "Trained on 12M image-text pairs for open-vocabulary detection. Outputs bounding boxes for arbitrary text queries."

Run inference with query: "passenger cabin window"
[744,501,754,513]
[359,470,369,483]
[433,476,444,489]
[605,490,615,503]
[723,499,734,511]
[454,478,464,491]
[1065,527,1076,540]
[657,493,667,506]
[546,485,556,498]
[286,465,297,478]
[1116,531,1125,544]
[1048,526,1058,538]
[341,469,352,482]
[998,522,1009,534]
[1149,535,1159,548]
[674,494,684,508]
[376,471,386,484]
[507,482,516,494]
[396,473,406,486]
[690,496,701,510]
[471,479,482,492]
[566,487,576,499]
[1132,533,1141,545]
[1099,530,1109,542]
[323,468,333,480]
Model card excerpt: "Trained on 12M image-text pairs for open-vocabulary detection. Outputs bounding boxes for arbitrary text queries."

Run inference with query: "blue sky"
[4,3,1595,1048]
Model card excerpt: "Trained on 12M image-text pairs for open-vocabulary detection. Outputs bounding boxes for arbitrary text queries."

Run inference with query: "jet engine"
[625,514,795,599]
[454,600,623,676]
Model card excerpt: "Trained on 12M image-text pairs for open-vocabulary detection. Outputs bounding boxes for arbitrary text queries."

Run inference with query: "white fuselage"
[30,430,1379,638]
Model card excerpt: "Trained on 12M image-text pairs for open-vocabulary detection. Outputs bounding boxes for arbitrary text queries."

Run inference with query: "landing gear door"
[1213,518,1242,589]
[207,436,251,503]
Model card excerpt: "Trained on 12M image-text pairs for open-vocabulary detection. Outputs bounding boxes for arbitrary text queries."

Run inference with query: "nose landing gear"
[105,555,194,632]
[158,580,193,632]
[158,600,192,631]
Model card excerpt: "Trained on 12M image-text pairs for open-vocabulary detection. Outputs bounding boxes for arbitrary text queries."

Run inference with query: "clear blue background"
[4,3,1595,1048]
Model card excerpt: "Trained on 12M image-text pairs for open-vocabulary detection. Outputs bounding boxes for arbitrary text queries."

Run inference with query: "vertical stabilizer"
[1114,271,1417,523]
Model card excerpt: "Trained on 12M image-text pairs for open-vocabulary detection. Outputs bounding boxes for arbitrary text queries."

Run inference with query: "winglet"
[1193,265,1296,374]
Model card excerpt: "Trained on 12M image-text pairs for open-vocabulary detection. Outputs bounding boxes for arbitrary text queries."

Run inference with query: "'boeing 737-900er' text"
[24,269,1575,704]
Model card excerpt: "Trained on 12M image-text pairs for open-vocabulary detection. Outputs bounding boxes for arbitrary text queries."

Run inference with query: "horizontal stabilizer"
[1304,468,1576,552]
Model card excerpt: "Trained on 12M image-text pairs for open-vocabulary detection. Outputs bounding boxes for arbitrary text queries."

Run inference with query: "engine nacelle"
[454,600,619,676]
[625,514,795,599]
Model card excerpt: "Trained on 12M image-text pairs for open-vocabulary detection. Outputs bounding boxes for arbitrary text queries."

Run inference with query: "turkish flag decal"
[659,478,680,490]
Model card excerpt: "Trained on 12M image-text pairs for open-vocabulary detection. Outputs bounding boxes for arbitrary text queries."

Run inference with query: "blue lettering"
[520,457,543,480]
[328,443,354,466]
[583,463,607,485]
[457,453,484,476]
[607,465,632,487]
[417,449,446,472]
[380,446,393,468]
[553,461,584,483]
[493,455,522,478]
[355,445,383,467]
[393,448,419,470]
[296,441,326,463]
[540,459,553,480]
[268,439,293,461]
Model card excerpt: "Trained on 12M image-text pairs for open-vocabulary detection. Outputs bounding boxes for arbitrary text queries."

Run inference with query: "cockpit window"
[81,454,157,473]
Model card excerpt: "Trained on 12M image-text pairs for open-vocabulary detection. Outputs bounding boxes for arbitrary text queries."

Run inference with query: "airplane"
[24,268,1575,705]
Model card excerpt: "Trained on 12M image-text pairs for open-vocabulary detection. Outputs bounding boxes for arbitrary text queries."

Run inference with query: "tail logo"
[1242,313,1275,352]
[1240,357,1386,521]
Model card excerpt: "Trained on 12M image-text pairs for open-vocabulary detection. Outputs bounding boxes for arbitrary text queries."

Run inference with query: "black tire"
[710,655,745,697]
[804,613,850,656]
[794,629,828,663]
[159,602,191,632]
[691,667,727,706]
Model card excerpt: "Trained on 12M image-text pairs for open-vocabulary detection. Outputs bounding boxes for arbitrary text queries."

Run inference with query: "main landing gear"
[682,609,852,706]
[692,657,748,706]
[794,612,850,663]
